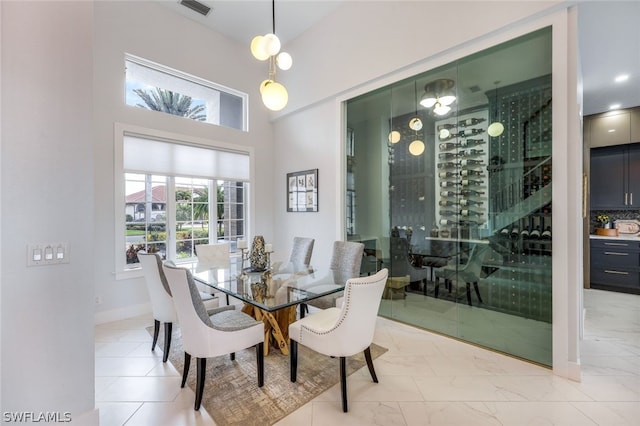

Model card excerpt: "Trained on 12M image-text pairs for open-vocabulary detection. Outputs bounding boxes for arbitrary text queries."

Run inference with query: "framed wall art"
[287,169,318,212]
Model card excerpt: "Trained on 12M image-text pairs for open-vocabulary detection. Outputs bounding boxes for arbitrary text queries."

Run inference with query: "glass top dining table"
[184,258,344,313]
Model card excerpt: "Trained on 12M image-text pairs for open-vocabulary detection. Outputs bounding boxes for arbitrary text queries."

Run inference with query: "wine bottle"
[439,133,457,142]
[510,226,520,239]
[460,209,483,217]
[439,152,461,160]
[439,171,457,178]
[460,199,483,207]
[460,169,484,177]
[500,227,510,238]
[460,159,484,167]
[461,179,484,186]
[530,226,541,239]
[520,227,530,239]
[460,189,485,196]
[437,161,458,169]
[440,190,459,197]
[460,149,485,157]
[460,138,485,147]
[439,200,458,207]
[457,128,485,137]
[439,142,458,151]
[458,117,486,127]
[440,219,459,226]
[541,226,552,240]
[440,210,456,216]
[437,123,457,131]
[440,181,460,188]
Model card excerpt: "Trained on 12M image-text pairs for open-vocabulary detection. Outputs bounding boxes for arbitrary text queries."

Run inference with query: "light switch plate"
[27,242,69,266]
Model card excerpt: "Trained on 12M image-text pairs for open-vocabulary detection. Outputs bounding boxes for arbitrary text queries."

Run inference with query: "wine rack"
[434,110,489,238]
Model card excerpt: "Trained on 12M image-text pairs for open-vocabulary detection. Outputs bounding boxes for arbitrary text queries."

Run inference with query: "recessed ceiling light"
[609,103,622,110]
[614,74,629,83]
[608,129,616,133]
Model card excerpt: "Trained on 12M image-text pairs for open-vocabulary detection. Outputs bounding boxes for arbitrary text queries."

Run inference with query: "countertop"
[590,233,640,241]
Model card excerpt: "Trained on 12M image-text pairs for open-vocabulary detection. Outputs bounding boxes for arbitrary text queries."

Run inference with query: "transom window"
[125,54,248,131]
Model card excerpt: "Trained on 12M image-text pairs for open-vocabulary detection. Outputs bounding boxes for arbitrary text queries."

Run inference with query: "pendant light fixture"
[251,0,292,111]
[409,80,425,156]
[388,130,401,144]
[420,78,456,116]
[487,81,504,137]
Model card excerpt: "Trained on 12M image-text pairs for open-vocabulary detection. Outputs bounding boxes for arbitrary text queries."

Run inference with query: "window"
[116,125,251,276]
[125,54,248,131]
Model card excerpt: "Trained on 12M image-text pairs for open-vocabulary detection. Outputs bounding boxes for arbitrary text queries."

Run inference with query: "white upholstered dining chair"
[195,242,230,267]
[289,268,388,412]
[305,240,364,310]
[288,236,315,265]
[195,242,231,304]
[162,263,265,411]
[138,251,218,362]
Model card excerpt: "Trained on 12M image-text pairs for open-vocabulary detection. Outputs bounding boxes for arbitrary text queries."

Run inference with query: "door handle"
[631,192,633,205]
[625,192,628,205]
[604,242,629,247]
[604,252,628,256]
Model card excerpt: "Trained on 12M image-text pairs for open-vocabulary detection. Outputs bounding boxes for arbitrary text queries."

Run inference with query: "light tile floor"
[95,289,640,425]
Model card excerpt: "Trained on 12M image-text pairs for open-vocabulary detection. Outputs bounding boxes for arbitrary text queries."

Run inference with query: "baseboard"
[565,360,581,382]
[94,302,151,325]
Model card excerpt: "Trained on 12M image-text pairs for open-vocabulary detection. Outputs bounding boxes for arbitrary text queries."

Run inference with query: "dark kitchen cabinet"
[590,238,640,294]
[590,143,640,209]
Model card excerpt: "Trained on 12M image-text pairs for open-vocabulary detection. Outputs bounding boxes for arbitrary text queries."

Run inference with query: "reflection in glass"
[345,28,552,366]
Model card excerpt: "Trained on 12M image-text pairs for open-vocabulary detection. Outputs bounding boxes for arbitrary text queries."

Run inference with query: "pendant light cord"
[493,81,500,119]
[272,0,276,34]
[414,81,418,117]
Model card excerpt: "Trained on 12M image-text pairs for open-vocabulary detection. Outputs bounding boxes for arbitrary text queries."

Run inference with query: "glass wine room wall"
[345,27,553,366]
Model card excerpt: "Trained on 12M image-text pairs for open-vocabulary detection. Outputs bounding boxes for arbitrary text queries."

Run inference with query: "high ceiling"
[158,0,640,116]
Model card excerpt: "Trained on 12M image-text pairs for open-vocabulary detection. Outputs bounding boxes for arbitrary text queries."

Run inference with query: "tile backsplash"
[590,210,640,232]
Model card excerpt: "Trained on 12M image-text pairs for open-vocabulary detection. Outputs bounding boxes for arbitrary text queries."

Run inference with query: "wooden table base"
[242,304,297,355]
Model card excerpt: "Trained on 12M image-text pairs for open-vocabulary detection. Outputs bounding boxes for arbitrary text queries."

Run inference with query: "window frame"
[114,123,253,280]
[125,53,249,132]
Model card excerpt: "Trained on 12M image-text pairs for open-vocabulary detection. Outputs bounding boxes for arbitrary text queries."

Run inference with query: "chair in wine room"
[433,243,489,306]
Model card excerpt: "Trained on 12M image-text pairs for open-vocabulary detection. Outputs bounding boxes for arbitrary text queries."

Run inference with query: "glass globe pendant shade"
[276,52,292,70]
[261,81,288,111]
[250,36,270,61]
[409,139,425,156]
[420,95,437,108]
[409,117,423,131]
[439,94,456,106]
[259,79,273,94]
[487,121,504,137]
[388,130,401,144]
[433,102,451,116]
[262,33,281,56]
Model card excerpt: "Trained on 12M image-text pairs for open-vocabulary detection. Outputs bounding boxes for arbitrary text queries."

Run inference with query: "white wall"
[92,1,274,322]
[277,1,562,115]
[272,1,581,378]
[1,1,97,422]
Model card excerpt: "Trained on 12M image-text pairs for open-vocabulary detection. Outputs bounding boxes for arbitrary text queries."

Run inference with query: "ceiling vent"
[180,0,211,17]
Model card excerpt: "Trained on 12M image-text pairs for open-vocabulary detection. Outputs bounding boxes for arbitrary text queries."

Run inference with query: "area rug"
[147,326,387,426]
